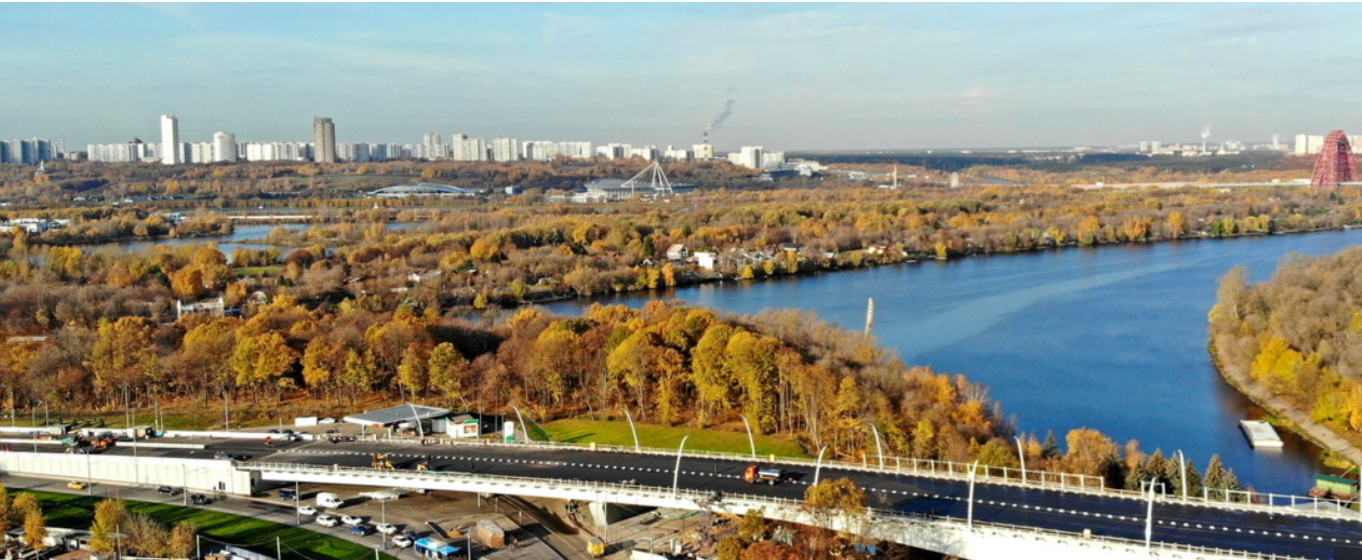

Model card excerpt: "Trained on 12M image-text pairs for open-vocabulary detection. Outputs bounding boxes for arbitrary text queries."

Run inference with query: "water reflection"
[544,231,1362,494]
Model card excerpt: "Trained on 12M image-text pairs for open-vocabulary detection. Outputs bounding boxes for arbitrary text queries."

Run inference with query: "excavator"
[371,453,396,470]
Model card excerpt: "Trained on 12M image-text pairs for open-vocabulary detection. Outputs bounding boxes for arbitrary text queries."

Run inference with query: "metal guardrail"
[346,433,1357,521]
[245,462,1315,560]
[365,433,1105,489]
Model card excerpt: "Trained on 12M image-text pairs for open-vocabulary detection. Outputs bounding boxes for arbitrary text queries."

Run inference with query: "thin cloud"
[542,12,603,45]
[135,2,203,27]
[960,86,988,107]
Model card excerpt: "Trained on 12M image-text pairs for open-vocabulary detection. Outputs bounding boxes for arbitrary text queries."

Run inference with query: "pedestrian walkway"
[1214,336,1362,467]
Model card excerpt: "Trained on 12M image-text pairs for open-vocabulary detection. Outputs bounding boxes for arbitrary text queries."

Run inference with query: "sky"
[3,3,1362,151]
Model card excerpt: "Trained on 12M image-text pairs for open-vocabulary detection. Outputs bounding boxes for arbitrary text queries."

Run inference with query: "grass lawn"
[537,418,808,458]
[20,490,393,560]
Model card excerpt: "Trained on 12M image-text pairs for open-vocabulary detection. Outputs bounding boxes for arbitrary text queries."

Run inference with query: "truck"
[743,465,783,485]
[474,519,504,548]
[316,492,344,508]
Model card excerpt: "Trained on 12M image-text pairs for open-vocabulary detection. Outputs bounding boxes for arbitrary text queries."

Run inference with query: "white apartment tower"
[160,114,181,165]
[213,132,237,162]
[491,137,519,162]
[313,117,337,163]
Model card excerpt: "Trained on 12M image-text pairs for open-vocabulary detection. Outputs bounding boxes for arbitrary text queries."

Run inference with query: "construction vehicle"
[61,436,88,453]
[743,465,783,485]
[371,453,395,470]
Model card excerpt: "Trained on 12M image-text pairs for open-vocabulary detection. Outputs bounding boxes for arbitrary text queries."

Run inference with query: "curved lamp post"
[739,415,757,460]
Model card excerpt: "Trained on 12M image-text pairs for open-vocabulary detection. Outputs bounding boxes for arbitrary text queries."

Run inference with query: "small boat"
[1239,420,1284,449]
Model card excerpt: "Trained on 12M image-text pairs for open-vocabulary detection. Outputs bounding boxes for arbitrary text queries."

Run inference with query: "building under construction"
[1311,130,1359,187]
[571,161,697,203]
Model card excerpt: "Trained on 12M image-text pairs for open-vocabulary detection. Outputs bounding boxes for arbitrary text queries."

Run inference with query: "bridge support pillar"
[588,501,640,528]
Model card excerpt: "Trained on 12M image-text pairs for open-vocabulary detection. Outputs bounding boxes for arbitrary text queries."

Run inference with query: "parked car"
[298,505,318,516]
[191,494,212,505]
[341,515,365,526]
[376,523,398,535]
[67,481,87,490]
[315,514,339,527]
[158,486,183,496]
[391,535,413,548]
[350,524,374,536]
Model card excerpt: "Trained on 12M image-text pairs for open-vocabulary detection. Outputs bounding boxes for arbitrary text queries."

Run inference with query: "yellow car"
[67,481,87,490]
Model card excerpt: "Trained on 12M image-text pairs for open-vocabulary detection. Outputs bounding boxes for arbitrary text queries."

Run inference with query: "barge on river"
[1239,420,1284,449]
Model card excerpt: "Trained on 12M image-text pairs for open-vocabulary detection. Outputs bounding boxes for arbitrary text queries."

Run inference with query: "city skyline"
[4,3,1362,150]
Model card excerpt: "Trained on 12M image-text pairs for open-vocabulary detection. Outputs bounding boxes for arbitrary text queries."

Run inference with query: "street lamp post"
[511,405,528,444]
[869,424,884,470]
[294,480,301,526]
[813,446,829,486]
[672,435,690,498]
[1015,437,1027,484]
[406,402,426,438]
[623,409,641,453]
[739,415,757,460]
[1144,479,1163,551]
[967,461,978,531]
[1176,450,1188,502]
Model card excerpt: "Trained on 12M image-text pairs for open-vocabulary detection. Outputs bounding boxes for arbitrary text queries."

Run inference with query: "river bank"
[1210,334,1362,470]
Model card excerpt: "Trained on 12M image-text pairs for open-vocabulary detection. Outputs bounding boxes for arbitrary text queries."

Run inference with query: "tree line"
[1210,247,1362,447]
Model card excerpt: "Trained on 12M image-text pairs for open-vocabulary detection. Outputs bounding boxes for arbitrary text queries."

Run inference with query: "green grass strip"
[20,491,396,560]
[539,419,808,458]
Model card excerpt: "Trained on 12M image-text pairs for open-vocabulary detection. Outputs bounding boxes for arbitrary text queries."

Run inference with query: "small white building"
[695,252,717,271]
[665,244,689,261]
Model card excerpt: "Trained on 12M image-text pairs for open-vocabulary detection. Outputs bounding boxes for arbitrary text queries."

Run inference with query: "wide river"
[544,229,1362,495]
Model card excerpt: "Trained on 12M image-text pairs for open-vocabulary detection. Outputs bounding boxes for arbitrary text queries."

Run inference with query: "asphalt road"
[93,437,1362,560]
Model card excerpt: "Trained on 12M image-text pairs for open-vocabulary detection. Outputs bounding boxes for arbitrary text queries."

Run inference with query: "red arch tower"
[1311,130,1358,187]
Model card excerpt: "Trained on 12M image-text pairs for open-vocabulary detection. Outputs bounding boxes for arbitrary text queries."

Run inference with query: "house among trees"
[694,251,717,271]
[665,244,689,261]
[175,297,225,320]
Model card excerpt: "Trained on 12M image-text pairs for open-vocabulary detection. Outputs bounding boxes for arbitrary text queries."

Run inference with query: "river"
[543,230,1362,495]
[88,222,421,262]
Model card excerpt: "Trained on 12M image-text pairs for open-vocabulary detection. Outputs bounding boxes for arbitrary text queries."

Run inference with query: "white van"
[317,492,344,508]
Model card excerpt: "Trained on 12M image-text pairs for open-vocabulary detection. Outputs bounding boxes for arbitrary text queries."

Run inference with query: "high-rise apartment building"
[160,114,181,165]
[213,132,237,162]
[313,117,336,163]
[491,137,519,162]
[728,146,763,169]
[692,144,716,159]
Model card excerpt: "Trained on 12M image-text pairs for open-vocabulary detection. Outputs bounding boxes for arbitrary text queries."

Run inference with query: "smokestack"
[703,130,709,145]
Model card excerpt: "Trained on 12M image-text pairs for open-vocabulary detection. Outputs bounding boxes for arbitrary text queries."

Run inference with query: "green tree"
[736,507,768,543]
[86,317,162,401]
[691,324,735,426]
[427,343,470,407]
[726,331,781,433]
[168,521,197,559]
[397,344,431,399]
[90,499,126,554]
[22,509,46,550]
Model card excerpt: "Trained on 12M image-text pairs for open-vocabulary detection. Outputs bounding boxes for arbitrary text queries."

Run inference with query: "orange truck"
[743,465,783,485]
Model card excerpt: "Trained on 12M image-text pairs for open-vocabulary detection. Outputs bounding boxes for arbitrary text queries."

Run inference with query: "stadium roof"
[343,403,450,426]
[370,183,481,198]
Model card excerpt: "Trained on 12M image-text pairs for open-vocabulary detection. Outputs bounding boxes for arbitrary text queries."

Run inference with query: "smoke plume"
[706,98,736,133]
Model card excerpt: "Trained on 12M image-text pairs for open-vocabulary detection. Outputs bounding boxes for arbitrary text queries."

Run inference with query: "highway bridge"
[2,432,1359,560]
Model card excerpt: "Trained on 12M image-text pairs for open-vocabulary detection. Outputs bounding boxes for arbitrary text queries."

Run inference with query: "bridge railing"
[361,433,1106,491]
[245,462,1311,560]
[355,433,1358,521]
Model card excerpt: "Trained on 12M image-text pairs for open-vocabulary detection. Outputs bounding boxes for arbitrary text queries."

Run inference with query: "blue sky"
[3,3,1360,151]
